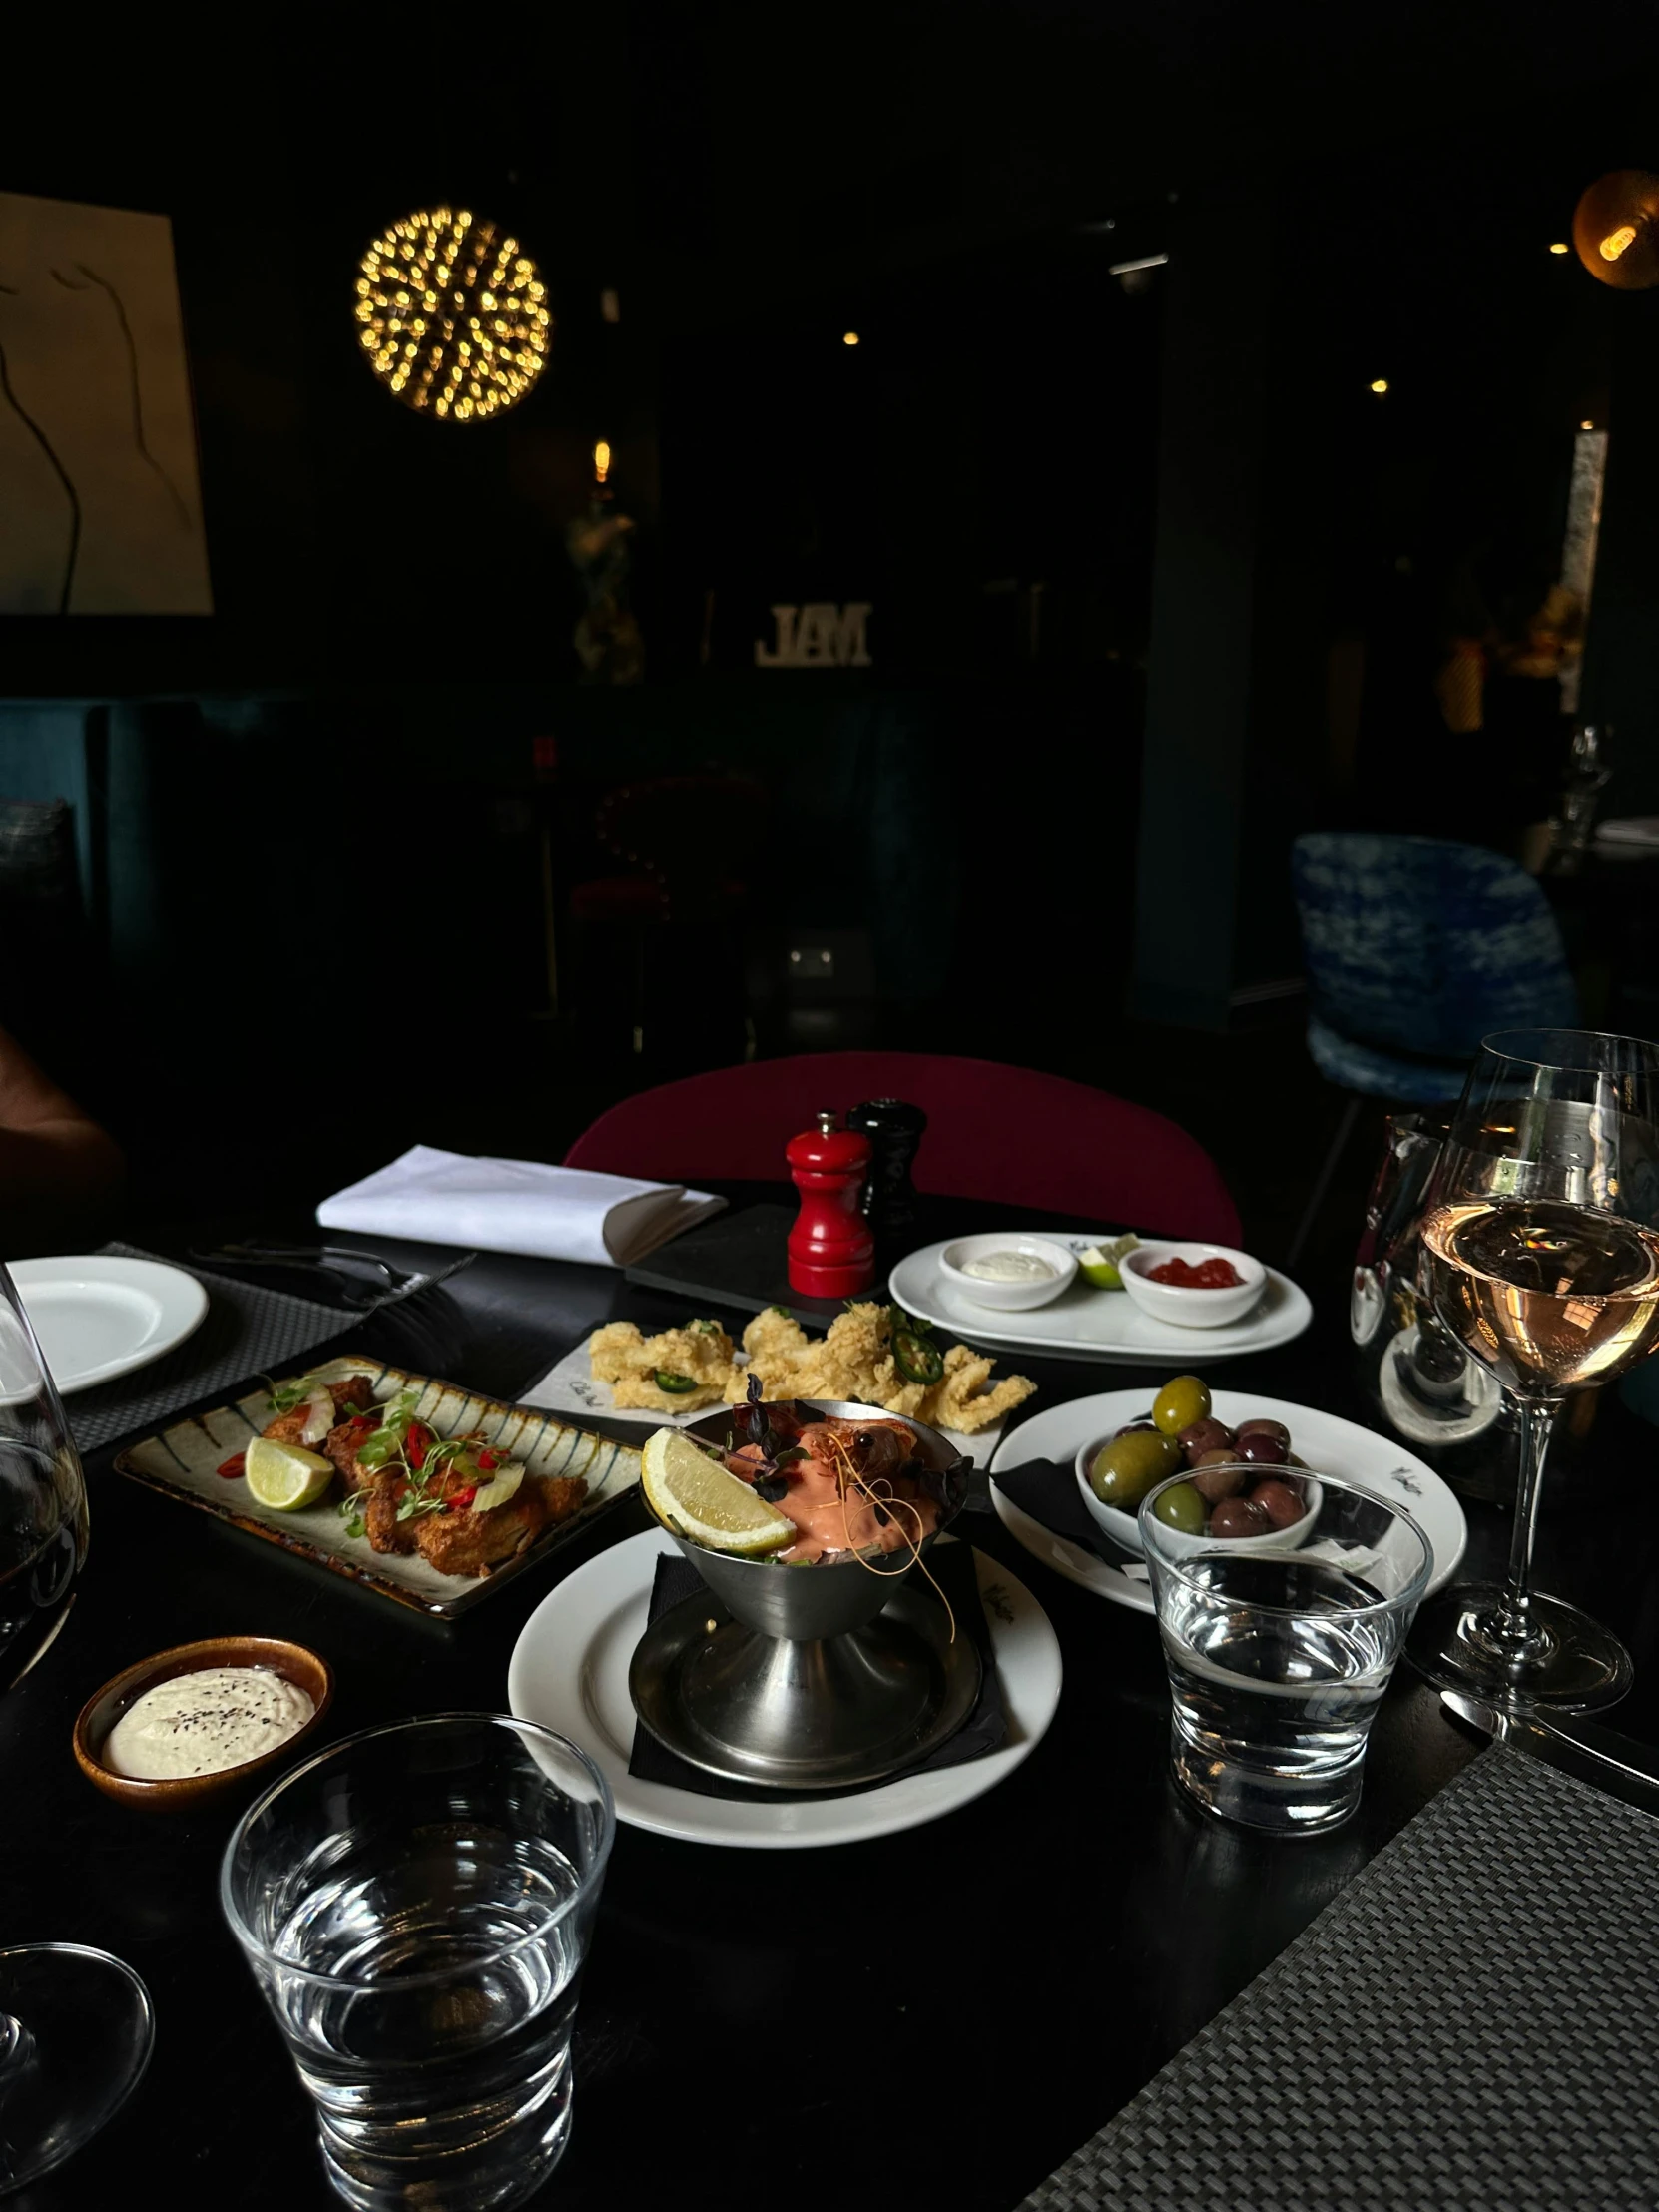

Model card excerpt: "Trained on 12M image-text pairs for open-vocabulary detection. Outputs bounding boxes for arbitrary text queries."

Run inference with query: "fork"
[189,1243,478,1311]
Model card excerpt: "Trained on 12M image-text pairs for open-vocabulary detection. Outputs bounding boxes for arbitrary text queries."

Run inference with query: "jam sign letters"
[754,603,872,669]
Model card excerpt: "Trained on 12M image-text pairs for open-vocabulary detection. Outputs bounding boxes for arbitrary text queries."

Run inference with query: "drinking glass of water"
[221,1713,614,2211]
[1139,1471,1432,1836]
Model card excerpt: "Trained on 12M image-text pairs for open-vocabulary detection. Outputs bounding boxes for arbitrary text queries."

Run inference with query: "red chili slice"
[448,1483,478,1511]
[407,1424,431,1470]
[477,1450,500,1471]
[217,1452,247,1479]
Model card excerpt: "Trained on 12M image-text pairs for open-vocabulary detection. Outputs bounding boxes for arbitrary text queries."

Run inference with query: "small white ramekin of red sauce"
[1119,1242,1267,1329]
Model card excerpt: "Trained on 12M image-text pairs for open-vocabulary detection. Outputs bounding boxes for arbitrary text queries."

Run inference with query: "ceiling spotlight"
[842,330,860,346]
[1548,242,1570,255]
[355,208,553,420]
[1580,419,1595,430]
[1370,378,1389,395]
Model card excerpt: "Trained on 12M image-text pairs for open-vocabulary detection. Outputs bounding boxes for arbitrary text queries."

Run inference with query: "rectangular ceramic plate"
[113,1355,643,1618]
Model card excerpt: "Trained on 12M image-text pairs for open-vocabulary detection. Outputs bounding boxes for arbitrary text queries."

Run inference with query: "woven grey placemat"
[1023,1746,1659,2212]
[63,1245,349,1455]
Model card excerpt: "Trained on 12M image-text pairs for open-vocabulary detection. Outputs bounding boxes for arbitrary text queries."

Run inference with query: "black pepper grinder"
[846,1098,927,1254]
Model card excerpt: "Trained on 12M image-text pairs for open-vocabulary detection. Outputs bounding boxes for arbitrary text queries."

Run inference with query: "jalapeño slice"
[888,1310,944,1388]
[654,1370,699,1395]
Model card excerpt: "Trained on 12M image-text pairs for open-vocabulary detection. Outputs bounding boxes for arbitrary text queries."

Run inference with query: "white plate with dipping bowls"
[936,1232,1077,1313]
[1118,1241,1266,1329]
[507,1528,1062,1850]
[12,1256,209,1394]
[1074,1433,1321,1556]
[988,1388,1466,1618]
[890,1233,1310,1365]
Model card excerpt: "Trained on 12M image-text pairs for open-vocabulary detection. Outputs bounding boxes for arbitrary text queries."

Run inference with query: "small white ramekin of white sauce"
[105,1666,317,1781]
[938,1233,1078,1311]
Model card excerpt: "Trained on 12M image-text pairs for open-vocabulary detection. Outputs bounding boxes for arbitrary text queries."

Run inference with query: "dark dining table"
[7,1192,1658,2212]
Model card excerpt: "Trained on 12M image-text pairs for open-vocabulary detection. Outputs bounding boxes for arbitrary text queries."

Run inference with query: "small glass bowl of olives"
[1073,1374,1320,1555]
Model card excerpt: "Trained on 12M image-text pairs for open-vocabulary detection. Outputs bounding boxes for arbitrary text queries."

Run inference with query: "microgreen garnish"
[736,1376,810,1500]
[268,1373,323,1416]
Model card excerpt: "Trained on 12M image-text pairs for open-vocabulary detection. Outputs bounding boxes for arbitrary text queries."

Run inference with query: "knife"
[1440,1689,1659,1816]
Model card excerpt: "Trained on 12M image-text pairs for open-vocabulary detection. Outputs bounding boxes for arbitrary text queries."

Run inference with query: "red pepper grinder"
[787,1109,875,1298]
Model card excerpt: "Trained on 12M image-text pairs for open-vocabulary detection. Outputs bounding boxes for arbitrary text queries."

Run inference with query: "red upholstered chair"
[564,1052,1241,1244]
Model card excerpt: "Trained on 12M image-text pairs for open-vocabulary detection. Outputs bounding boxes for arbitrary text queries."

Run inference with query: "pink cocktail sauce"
[727,1421,942,1564]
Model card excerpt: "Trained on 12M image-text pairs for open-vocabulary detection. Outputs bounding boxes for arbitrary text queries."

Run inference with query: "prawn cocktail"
[720,1390,966,1567]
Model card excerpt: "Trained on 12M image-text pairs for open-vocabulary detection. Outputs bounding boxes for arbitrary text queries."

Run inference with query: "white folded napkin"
[316,1145,726,1268]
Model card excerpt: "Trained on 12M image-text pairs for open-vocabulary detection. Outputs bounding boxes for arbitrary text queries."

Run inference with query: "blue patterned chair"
[1287,833,1578,1261]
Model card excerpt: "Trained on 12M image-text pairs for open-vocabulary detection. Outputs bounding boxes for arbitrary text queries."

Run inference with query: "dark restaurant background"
[4,0,1659,1258]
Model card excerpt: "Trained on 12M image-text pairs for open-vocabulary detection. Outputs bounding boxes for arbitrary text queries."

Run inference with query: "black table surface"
[7,1195,1657,2212]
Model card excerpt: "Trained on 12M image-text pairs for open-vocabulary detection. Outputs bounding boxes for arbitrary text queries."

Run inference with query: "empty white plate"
[11,1256,209,1394]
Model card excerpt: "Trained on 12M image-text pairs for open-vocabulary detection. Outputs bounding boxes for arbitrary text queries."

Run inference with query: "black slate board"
[623,1203,853,1327]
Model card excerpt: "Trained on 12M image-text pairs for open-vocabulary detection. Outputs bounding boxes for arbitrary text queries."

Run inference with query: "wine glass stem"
[1494,1393,1564,1661]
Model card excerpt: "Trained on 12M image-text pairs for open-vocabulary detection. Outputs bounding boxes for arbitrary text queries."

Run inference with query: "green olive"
[1152,1480,1206,1534]
[1152,1375,1212,1437]
[1091,1428,1182,1509]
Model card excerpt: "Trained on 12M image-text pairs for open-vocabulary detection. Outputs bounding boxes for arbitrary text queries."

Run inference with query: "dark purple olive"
[1210,1496,1270,1539]
[1178,1418,1234,1464]
[1234,1418,1290,1449]
[1112,1420,1158,1441]
[1237,1430,1289,1466]
[1191,1459,1248,1503]
[1250,1478,1304,1529]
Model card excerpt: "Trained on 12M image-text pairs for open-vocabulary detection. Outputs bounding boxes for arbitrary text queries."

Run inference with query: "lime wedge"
[244,1435,334,1511]
[1078,1234,1139,1290]
[641,1428,796,1556]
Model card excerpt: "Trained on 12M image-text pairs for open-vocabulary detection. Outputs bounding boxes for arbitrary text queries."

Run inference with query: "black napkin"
[992,1455,1142,1568]
[628,1539,1006,1802]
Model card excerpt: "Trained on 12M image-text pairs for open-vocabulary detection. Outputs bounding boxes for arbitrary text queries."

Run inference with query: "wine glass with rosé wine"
[0,1262,155,2192]
[1408,1029,1659,1713]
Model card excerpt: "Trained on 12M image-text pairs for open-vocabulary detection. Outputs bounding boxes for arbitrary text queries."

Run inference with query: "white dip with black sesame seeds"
[104,1666,315,1780]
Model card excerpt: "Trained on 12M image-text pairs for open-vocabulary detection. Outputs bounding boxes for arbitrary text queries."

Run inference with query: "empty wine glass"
[0,1261,154,2190]
[1407,1028,1659,1711]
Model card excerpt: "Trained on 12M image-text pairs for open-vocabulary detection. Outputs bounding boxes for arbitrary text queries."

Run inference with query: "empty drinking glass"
[1140,1470,1432,1835]
[221,1713,614,2211]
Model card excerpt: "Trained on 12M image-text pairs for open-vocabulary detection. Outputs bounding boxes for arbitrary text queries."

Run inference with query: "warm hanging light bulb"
[355,210,554,417]
[593,440,611,483]
[1571,171,1659,290]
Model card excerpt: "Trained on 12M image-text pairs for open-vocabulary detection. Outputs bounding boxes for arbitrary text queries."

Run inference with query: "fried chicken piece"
[363,1472,417,1554]
[260,1406,312,1446]
[262,1372,377,1447]
[537,1472,588,1525]
[323,1417,379,1491]
[415,1484,547,1576]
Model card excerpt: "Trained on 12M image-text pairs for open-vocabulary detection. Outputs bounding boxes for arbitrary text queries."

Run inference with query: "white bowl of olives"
[1073,1374,1320,1556]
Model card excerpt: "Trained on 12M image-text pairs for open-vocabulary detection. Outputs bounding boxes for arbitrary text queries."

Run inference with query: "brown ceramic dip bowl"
[73,1635,334,1811]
